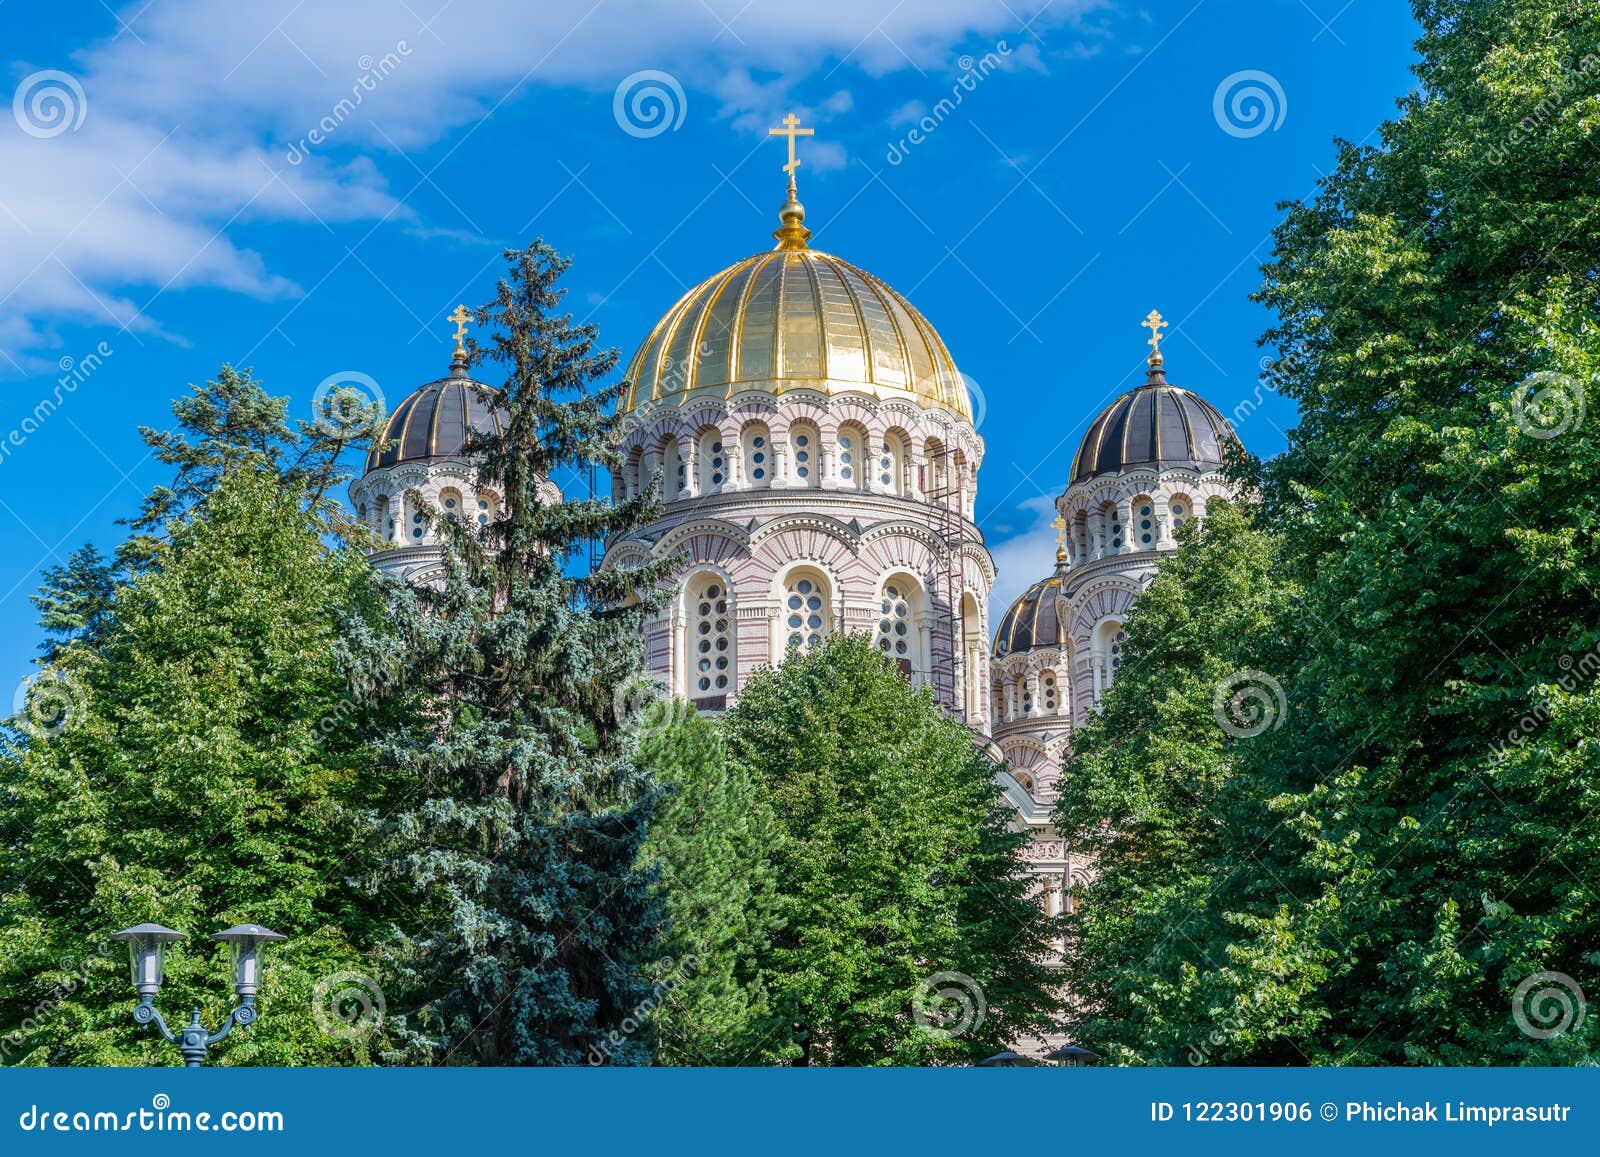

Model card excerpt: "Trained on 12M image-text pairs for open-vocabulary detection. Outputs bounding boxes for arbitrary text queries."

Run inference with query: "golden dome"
[620,246,971,420]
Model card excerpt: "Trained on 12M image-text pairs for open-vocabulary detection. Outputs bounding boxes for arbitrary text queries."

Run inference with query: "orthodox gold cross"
[448,304,472,354]
[768,113,814,181]
[1142,309,1167,357]
[1052,513,1068,554]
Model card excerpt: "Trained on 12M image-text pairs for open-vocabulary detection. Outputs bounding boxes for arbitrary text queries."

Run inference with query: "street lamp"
[1046,1044,1101,1067]
[979,1050,1042,1067]
[112,921,286,1067]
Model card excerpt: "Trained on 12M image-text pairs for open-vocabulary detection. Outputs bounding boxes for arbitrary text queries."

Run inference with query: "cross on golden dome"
[1142,309,1167,364]
[769,112,814,190]
[768,113,816,251]
[448,304,472,356]
[1052,513,1069,564]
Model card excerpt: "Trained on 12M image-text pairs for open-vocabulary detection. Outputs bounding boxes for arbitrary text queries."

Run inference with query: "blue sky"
[0,0,1421,695]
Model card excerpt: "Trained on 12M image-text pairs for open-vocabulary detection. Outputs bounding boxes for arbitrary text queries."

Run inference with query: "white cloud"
[987,492,1063,619]
[1,0,1109,369]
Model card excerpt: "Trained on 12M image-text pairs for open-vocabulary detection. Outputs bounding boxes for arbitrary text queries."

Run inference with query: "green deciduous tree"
[1058,0,1600,1065]
[344,242,672,1065]
[0,466,391,1065]
[723,635,1061,1065]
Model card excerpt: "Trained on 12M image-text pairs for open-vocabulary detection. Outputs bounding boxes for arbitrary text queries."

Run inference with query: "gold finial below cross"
[448,304,472,355]
[1142,309,1167,362]
[768,112,815,185]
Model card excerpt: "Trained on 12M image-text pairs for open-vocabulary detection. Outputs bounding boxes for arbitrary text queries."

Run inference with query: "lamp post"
[1046,1044,1101,1068]
[111,922,286,1067]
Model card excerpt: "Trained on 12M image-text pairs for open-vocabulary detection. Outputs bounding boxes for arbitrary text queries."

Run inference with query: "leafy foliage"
[724,635,1062,1065]
[1057,0,1600,1065]
[637,704,789,1065]
[0,467,389,1065]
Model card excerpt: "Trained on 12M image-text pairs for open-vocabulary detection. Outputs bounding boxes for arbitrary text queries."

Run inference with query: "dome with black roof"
[1070,351,1237,485]
[365,355,507,472]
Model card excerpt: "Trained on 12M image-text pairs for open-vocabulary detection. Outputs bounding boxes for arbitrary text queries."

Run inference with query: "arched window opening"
[475,490,499,526]
[1020,676,1034,716]
[1135,496,1156,548]
[875,578,920,678]
[688,574,734,703]
[790,421,820,487]
[782,571,831,654]
[1015,772,1035,796]
[698,428,727,494]
[1170,493,1192,533]
[439,487,463,523]
[1107,504,1124,553]
[1041,671,1058,713]
[661,439,683,501]
[881,432,906,495]
[743,423,771,487]
[836,426,864,488]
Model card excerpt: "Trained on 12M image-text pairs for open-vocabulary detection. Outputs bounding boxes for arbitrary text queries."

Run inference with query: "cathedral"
[347,118,1244,976]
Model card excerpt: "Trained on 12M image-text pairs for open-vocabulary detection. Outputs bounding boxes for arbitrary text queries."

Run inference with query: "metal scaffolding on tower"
[921,444,970,724]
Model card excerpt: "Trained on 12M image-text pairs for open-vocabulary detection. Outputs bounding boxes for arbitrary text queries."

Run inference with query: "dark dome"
[993,574,1068,657]
[1071,369,1237,484]
[367,371,507,472]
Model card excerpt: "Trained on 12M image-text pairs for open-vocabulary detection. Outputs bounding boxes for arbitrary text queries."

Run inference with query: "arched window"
[790,421,820,487]
[1094,619,1127,701]
[1041,671,1058,713]
[439,487,463,523]
[782,570,831,653]
[874,577,922,678]
[698,428,726,494]
[837,425,865,489]
[743,423,771,487]
[880,432,906,495]
[1169,493,1192,533]
[377,495,394,541]
[661,439,683,501]
[923,438,946,497]
[1014,771,1035,796]
[624,447,644,499]
[410,501,427,542]
[1020,675,1034,716]
[1134,496,1156,548]
[1106,503,1124,553]
[474,490,499,526]
[687,574,734,701]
